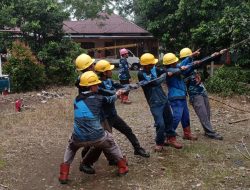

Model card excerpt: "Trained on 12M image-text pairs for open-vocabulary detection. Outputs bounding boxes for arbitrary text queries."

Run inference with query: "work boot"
[134,147,150,157]
[122,95,131,104]
[183,126,198,140]
[117,159,129,176]
[58,163,70,184]
[154,145,164,152]
[205,132,223,140]
[165,136,183,149]
[79,163,95,174]
[120,94,125,103]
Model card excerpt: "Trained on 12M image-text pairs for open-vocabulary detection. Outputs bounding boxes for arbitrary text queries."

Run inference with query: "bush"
[38,39,85,85]
[3,40,46,92]
[205,66,250,96]
[111,70,138,81]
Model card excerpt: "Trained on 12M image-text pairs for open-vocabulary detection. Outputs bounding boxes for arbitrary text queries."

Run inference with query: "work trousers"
[169,99,190,130]
[63,131,123,164]
[190,95,215,135]
[120,80,130,96]
[81,114,141,165]
[107,114,141,150]
[150,102,176,145]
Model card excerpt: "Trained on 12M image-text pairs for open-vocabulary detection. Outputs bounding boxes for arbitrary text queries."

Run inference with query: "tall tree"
[61,0,135,20]
[134,0,250,60]
[61,0,114,19]
[0,0,69,52]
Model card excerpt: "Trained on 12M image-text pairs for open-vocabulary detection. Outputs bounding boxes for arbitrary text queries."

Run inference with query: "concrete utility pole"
[210,61,214,77]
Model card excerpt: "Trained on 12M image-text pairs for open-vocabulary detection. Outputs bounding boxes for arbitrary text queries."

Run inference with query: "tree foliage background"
[0,0,249,93]
[0,0,83,91]
[133,0,250,67]
[3,41,46,92]
[0,0,69,52]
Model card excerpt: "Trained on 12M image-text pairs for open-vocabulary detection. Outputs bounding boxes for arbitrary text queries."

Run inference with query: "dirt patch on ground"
[0,87,250,190]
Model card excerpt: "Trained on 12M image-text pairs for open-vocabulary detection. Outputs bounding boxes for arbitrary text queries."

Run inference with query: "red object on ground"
[2,90,9,95]
[15,99,22,112]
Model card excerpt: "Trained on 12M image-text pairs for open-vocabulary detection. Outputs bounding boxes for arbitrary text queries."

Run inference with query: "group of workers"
[58,47,226,184]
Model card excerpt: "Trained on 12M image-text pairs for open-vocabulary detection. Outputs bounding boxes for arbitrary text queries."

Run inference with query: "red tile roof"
[63,13,150,35]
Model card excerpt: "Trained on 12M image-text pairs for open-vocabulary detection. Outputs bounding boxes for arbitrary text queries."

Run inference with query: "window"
[81,42,95,49]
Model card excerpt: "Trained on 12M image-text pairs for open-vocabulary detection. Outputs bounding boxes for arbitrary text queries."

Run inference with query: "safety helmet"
[94,60,115,72]
[140,53,158,65]
[75,53,95,71]
[119,48,128,56]
[79,71,101,87]
[163,53,179,65]
[179,48,192,58]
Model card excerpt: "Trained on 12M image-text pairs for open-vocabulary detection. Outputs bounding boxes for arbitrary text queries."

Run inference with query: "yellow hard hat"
[140,53,158,65]
[163,53,179,65]
[179,48,192,58]
[75,53,95,71]
[94,60,114,72]
[79,71,101,87]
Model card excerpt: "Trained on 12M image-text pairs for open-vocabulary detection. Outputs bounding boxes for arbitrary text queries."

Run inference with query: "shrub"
[205,66,250,96]
[111,70,138,82]
[38,39,85,85]
[3,40,46,92]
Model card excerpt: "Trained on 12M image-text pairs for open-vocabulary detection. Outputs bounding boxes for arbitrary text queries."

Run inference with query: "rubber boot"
[183,126,198,140]
[122,95,131,104]
[165,136,183,149]
[58,163,70,184]
[111,156,128,166]
[117,159,128,176]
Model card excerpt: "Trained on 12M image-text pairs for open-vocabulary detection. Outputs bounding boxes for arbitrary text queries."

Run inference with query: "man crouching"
[58,71,128,184]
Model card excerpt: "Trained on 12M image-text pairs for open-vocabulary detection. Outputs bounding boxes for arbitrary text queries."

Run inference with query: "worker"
[179,47,225,140]
[163,52,199,140]
[138,53,183,152]
[95,60,150,157]
[58,71,128,184]
[118,48,132,104]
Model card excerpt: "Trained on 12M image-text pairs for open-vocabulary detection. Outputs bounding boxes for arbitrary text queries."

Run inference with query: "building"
[63,13,158,59]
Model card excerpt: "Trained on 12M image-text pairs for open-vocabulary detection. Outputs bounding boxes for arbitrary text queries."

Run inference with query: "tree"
[0,0,69,52]
[134,0,250,60]
[37,39,84,85]
[61,0,114,19]
[3,40,46,92]
[60,0,136,20]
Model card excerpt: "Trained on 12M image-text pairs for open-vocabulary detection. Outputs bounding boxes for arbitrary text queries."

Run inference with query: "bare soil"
[0,87,250,190]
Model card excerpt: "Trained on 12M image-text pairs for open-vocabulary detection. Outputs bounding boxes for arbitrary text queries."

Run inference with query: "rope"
[228,36,250,50]
[208,96,250,113]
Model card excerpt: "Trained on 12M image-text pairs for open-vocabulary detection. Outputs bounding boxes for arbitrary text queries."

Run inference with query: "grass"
[0,159,6,169]
[0,150,6,169]
[112,70,138,81]
[157,140,250,189]
[0,87,249,190]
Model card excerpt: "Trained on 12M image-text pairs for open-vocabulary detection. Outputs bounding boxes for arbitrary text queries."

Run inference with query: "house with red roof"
[63,13,158,59]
